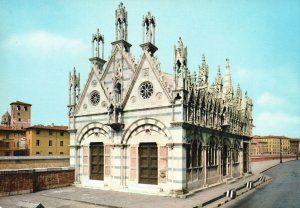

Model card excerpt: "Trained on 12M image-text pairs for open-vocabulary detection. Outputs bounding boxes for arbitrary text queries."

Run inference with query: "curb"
[200,175,272,207]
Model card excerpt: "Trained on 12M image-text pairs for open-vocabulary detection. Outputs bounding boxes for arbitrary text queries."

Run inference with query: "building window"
[36,140,40,146]
[36,130,40,135]
[49,140,52,146]
[24,106,28,111]
[18,118,21,122]
[207,140,217,166]
[49,130,52,136]
[17,105,20,111]
[5,151,10,156]
[18,112,20,116]
[60,141,64,147]
[186,139,203,182]
[49,152,52,155]
[60,152,64,155]
[60,131,64,136]
[5,133,9,139]
[36,152,40,155]
[233,144,239,162]
[5,142,9,148]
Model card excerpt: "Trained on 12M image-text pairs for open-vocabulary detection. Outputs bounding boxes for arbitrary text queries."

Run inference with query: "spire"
[92,28,104,59]
[112,3,132,52]
[90,28,106,73]
[69,67,80,112]
[236,83,242,99]
[142,12,156,44]
[174,37,188,90]
[115,2,128,41]
[140,11,157,55]
[174,37,188,73]
[215,65,223,93]
[224,58,232,97]
[198,54,209,87]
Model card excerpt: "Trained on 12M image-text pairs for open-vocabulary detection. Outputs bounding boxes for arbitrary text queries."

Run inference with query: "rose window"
[139,81,154,99]
[90,91,100,106]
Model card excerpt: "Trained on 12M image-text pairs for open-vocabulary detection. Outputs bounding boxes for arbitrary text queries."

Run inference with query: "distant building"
[0,101,31,156]
[251,138,268,155]
[0,126,26,156]
[251,136,291,155]
[10,101,32,130]
[290,138,300,154]
[1,111,11,127]
[26,125,70,156]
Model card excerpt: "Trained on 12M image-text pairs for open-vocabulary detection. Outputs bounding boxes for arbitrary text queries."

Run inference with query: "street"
[224,160,300,208]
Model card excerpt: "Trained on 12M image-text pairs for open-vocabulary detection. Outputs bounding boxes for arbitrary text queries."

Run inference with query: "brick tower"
[10,101,31,130]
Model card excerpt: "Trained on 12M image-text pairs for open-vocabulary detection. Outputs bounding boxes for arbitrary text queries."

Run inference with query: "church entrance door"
[243,143,248,173]
[139,143,158,185]
[90,142,104,180]
[222,145,228,176]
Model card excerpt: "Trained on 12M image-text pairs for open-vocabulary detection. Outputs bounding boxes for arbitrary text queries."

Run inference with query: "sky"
[0,0,299,137]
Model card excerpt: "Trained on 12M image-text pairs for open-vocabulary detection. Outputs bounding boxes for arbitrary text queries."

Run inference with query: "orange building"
[252,135,292,155]
[26,125,70,156]
[0,126,26,156]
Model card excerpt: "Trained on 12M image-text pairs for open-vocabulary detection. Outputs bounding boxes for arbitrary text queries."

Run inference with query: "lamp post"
[279,138,282,164]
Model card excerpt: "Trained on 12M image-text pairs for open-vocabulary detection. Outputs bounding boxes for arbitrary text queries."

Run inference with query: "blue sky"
[0,0,299,137]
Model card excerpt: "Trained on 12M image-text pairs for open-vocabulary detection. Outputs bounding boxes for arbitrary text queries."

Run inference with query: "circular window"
[90,91,100,106]
[139,81,154,99]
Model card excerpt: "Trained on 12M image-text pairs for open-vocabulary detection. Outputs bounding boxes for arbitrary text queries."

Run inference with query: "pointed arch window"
[186,138,203,182]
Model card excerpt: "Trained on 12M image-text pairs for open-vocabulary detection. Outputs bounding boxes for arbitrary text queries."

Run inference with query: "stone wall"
[251,155,296,162]
[0,167,74,196]
[0,156,69,169]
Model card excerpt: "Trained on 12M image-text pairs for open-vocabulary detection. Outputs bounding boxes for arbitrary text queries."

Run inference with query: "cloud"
[254,111,300,137]
[4,31,86,55]
[256,112,300,125]
[254,111,300,135]
[256,92,284,106]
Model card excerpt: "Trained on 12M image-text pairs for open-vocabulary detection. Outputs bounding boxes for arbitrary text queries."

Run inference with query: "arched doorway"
[139,142,158,185]
[90,142,104,180]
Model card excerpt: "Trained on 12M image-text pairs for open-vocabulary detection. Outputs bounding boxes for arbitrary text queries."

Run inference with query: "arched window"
[198,142,202,167]
[192,140,198,167]
[187,138,203,182]
[207,140,216,166]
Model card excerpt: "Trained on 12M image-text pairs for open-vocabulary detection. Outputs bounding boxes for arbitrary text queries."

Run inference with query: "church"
[68,3,253,195]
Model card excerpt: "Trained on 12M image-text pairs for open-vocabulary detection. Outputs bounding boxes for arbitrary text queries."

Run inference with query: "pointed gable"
[123,51,172,111]
[100,44,136,104]
[75,68,109,116]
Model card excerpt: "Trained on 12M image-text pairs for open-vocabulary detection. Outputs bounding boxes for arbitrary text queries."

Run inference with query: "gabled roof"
[10,101,32,106]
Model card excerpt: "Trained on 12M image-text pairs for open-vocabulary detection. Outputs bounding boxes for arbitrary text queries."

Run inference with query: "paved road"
[225,160,300,208]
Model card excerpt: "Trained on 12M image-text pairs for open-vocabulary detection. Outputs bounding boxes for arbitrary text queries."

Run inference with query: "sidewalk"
[0,159,294,208]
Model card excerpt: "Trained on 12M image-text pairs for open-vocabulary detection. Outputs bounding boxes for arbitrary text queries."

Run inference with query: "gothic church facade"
[68,3,253,195]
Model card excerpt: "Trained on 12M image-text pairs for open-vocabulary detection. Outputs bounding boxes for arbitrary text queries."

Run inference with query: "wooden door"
[222,145,227,176]
[243,143,248,173]
[139,143,158,185]
[90,142,104,180]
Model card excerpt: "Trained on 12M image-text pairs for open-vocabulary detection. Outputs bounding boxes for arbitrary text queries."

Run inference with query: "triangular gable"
[100,44,136,104]
[75,68,109,116]
[123,51,172,111]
